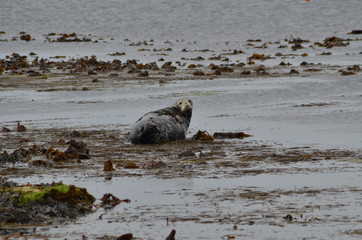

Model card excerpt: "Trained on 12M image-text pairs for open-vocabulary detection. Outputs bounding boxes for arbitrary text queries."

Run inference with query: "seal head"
[130,98,193,144]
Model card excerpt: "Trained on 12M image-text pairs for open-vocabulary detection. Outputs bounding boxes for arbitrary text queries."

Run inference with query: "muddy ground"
[1,123,361,239]
[1,34,362,239]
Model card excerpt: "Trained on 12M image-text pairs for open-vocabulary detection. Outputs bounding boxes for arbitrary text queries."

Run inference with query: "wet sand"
[1,33,362,239]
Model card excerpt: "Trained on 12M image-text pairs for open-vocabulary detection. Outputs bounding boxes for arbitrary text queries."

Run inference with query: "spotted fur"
[130,98,193,144]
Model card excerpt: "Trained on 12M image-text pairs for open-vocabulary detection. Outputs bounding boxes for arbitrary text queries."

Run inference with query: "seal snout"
[175,98,193,113]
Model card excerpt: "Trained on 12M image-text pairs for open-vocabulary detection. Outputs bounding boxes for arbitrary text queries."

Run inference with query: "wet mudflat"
[1,28,362,239]
[1,125,361,239]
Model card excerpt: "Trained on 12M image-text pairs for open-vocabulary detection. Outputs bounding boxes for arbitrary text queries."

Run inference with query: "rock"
[2,127,12,132]
[128,68,138,74]
[291,43,304,51]
[193,70,205,76]
[68,130,82,137]
[142,160,167,169]
[347,65,360,71]
[0,182,95,224]
[0,150,10,164]
[241,70,251,75]
[178,149,195,157]
[300,61,312,66]
[139,70,149,77]
[28,159,52,167]
[165,229,176,240]
[1,149,29,165]
[101,193,121,208]
[283,214,293,221]
[212,70,222,75]
[288,37,310,44]
[349,30,362,34]
[117,233,133,240]
[340,70,356,76]
[190,56,204,61]
[210,63,219,70]
[218,66,234,72]
[322,36,348,48]
[319,52,332,55]
[289,69,299,74]
[161,61,172,69]
[279,61,288,66]
[124,161,139,169]
[251,54,266,60]
[108,51,125,56]
[64,140,90,159]
[20,34,32,41]
[255,66,268,75]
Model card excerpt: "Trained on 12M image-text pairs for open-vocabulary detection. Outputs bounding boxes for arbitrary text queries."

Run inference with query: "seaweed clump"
[0,179,95,224]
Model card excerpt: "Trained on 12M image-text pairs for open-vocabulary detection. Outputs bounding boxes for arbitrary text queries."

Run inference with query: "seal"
[130,98,193,144]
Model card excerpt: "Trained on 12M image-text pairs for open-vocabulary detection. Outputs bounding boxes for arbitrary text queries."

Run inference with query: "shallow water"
[1,0,362,61]
[1,73,362,149]
[12,158,362,239]
[2,0,362,42]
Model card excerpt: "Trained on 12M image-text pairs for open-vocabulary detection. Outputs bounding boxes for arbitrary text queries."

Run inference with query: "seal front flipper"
[174,115,184,124]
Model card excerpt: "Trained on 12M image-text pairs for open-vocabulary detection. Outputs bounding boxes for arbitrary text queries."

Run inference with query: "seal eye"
[179,102,182,105]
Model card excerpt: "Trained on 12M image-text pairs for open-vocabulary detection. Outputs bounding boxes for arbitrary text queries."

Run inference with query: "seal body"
[131,98,193,144]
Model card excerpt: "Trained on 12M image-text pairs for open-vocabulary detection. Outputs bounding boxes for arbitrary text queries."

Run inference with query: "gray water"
[1,0,362,42]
